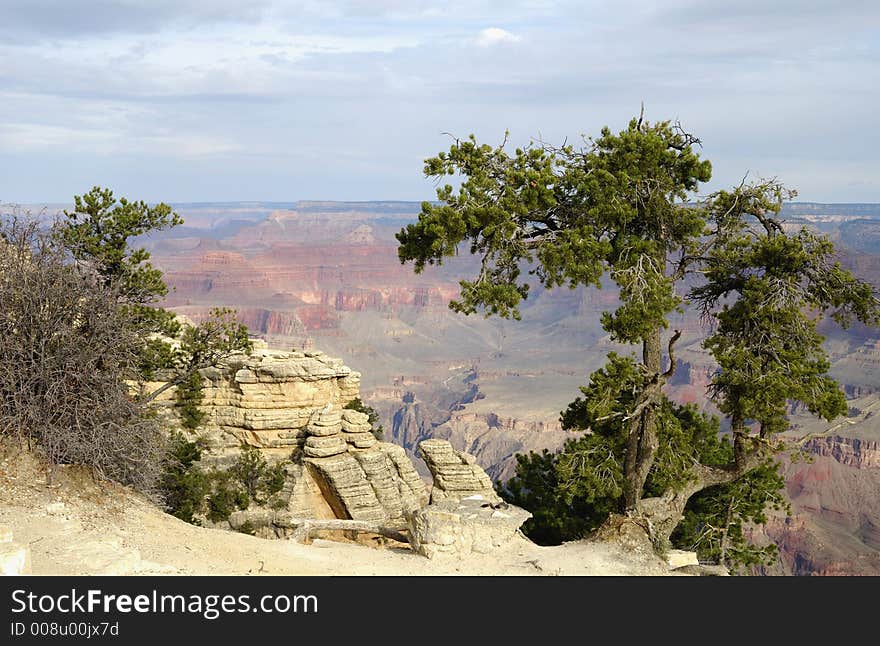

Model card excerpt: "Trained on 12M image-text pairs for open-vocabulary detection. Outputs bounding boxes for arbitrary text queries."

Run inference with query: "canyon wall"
[755,444,880,575]
[750,395,880,575]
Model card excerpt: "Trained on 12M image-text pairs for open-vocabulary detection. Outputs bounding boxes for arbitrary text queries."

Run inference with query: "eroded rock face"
[151,347,428,536]
[804,436,880,469]
[406,496,532,559]
[224,403,428,536]
[152,346,533,556]
[302,404,426,523]
[406,439,534,558]
[149,348,361,460]
[418,439,501,504]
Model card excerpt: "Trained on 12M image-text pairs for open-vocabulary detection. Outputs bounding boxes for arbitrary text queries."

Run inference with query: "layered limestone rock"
[149,341,531,555]
[228,404,428,536]
[418,439,501,504]
[303,406,348,458]
[302,404,426,524]
[149,347,361,460]
[0,525,30,575]
[406,496,532,559]
[341,409,378,449]
[202,350,361,458]
[149,345,429,537]
[408,440,532,558]
[804,436,880,469]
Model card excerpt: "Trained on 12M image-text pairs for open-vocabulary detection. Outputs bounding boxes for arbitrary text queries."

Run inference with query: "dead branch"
[663,329,682,378]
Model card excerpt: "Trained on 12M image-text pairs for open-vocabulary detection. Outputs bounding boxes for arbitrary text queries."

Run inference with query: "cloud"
[474,27,522,47]
[659,0,879,28]
[1,1,879,202]
[0,1,272,41]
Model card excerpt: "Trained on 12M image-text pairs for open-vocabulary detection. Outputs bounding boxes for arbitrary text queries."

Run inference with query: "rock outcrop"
[150,346,432,537]
[406,496,532,559]
[149,347,361,461]
[215,400,428,536]
[145,341,537,557]
[300,405,426,524]
[418,439,501,504]
[804,436,880,469]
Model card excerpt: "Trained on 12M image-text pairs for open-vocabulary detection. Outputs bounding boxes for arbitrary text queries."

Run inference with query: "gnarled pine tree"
[396,116,880,551]
[59,187,252,403]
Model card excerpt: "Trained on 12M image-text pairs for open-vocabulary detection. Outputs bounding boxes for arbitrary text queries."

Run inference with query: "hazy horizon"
[8,199,880,211]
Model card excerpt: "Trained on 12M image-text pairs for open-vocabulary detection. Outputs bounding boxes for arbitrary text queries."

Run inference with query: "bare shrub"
[0,214,166,494]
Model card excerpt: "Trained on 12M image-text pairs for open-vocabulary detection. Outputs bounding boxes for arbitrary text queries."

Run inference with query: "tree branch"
[692,447,764,488]
[663,329,682,378]
[142,379,177,403]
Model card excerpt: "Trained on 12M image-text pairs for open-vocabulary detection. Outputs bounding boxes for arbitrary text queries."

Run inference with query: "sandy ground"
[0,445,671,577]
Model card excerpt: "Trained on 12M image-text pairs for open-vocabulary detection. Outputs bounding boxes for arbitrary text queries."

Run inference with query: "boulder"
[341,409,370,425]
[406,496,532,559]
[306,453,386,521]
[350,446,426,521]
[666,549,699,569]
[228,509,276,532]
[381,443,430,514]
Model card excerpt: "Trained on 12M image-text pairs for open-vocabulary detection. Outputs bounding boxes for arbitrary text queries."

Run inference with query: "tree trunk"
[615,325,759,550]
[731,413,748,466]
[719,496,736,566]
[623,327,663,510]
[628,447,765,549]
[142,379,177,403]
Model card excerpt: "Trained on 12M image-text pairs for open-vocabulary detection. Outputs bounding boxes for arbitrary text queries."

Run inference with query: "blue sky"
[1,0,878,203]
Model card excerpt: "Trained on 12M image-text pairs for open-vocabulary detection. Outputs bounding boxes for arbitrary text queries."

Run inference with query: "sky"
[1,0,878,204]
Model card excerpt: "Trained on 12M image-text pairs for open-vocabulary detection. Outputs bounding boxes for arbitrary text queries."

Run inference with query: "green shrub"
[234,489,250,510]
[263,462,287,497]
[206,472,250,522]
[160,433,210,524]
[164,441,288,525]
[230,445,265,499]
[230,444,288,504]
[269,496,288,511]
[344,397,384,440]
[175,371,207,431]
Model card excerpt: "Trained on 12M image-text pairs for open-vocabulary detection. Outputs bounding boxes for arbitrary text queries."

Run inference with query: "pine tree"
[58,187,252,401]
[398,115,880,550]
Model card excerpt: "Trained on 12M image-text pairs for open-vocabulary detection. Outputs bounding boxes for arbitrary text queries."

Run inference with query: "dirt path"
[0,447,671,577]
